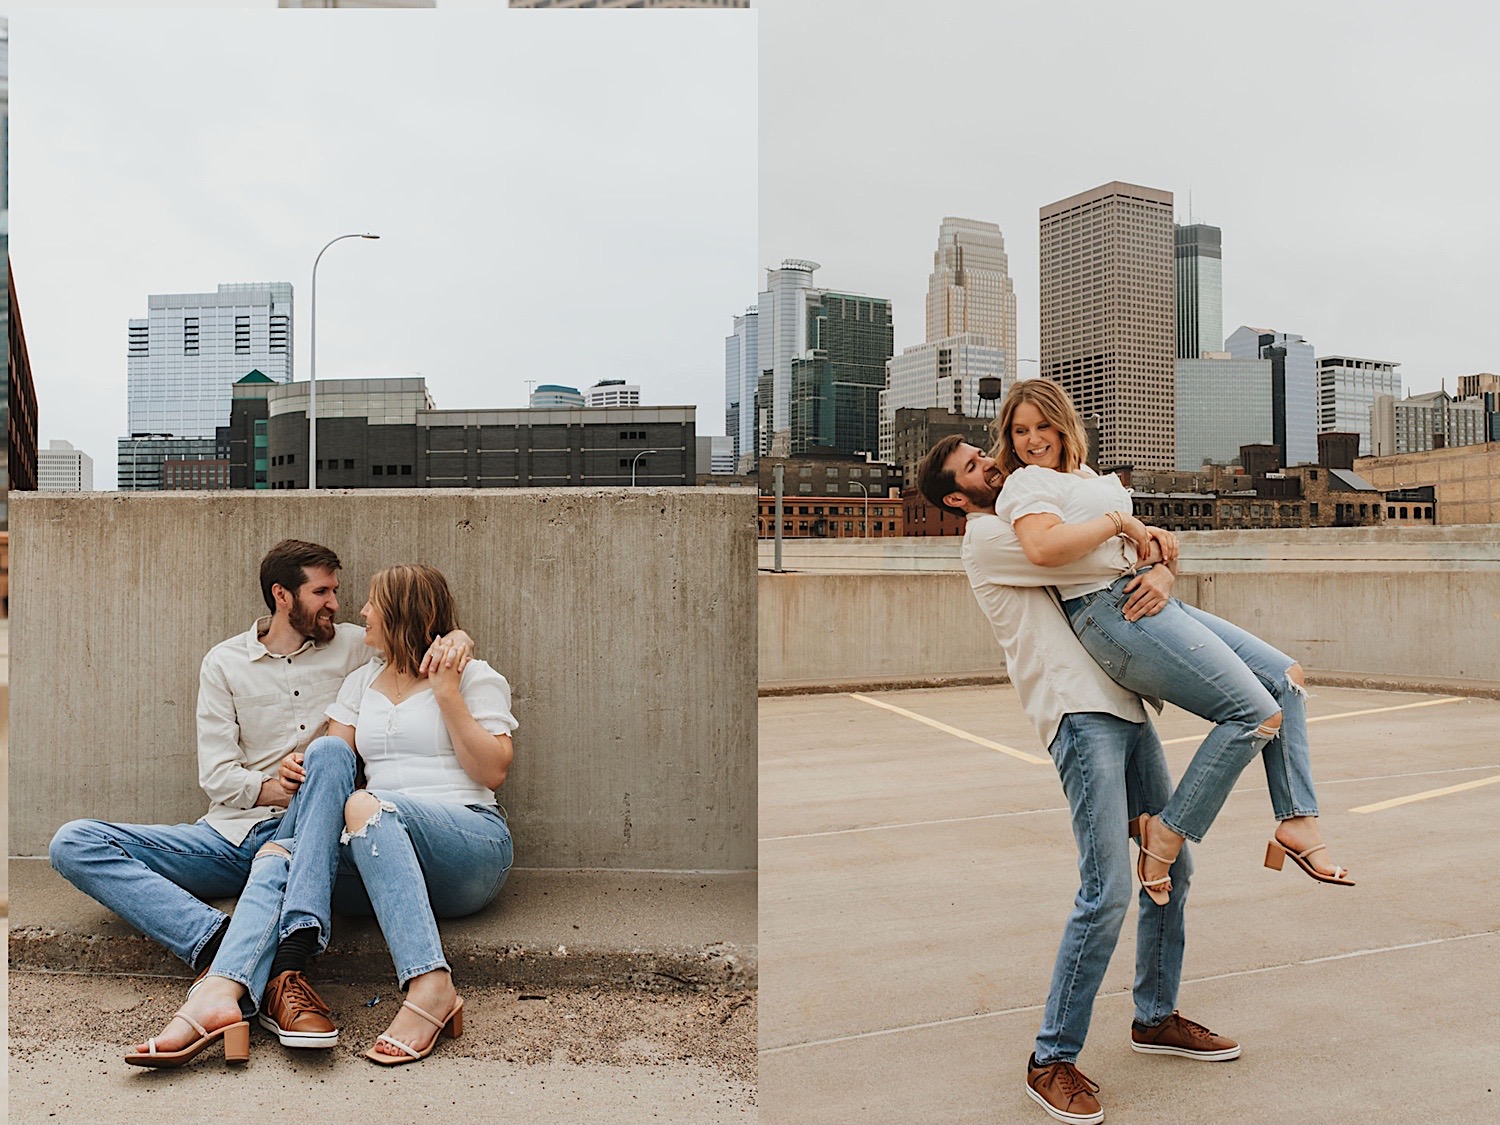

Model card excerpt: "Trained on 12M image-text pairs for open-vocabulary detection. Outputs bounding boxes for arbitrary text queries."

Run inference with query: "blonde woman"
[990,379,1350,904]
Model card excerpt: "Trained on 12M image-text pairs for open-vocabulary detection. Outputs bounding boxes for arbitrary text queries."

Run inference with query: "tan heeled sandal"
[365,996,464,1066]
[1265,839,1355,886]
[124,1012,249,1068]
[1127,815,1175,906]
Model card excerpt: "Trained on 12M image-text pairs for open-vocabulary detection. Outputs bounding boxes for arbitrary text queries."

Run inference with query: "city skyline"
[10,8,754,488]
[758,0,1499,406]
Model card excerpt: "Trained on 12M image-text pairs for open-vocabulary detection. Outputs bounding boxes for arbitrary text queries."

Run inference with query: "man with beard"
[915,438,1237,1125]
[49,540,472,984]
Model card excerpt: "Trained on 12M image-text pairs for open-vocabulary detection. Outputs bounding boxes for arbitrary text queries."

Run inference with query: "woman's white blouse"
[326,658,516,808]
[996,464,1140,600]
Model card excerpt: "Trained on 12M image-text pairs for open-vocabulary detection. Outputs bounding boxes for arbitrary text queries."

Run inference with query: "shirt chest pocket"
[235,690,292,755]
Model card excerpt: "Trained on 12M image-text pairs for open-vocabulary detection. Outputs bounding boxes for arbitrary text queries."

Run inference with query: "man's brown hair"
[915,433,970,515]
[368,564,458,676]
[259,539,342,612]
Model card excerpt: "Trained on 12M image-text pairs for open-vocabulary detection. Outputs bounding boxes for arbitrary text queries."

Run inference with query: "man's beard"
[962,479,1000,508]
[289,599,336,644]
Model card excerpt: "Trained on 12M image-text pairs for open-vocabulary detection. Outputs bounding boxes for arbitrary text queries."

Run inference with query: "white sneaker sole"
[1130,1040,1240,1061]
[258,1014,339,1048]
[1025,1082,1105,1124]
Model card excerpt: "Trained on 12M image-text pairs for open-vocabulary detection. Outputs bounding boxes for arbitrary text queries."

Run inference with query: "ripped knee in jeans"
[340,790,398,844]
[1254,710,1283,741]
[254,841,291,861]
[1285,662,1307,697]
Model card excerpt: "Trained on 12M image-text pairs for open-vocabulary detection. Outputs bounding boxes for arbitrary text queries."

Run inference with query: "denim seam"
[396,958,451,989]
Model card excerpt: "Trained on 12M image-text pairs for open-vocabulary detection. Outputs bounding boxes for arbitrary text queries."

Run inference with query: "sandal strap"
[1140,845,1175,865]
[174,1011,208,1038]
[1292,843,1328,860]
[375,1034,422,1059]
[1141,874,1172,889]
[401,999,447,1030]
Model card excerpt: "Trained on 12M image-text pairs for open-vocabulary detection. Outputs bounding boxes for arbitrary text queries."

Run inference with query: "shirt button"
[294,690,300,697]
[300,724,306,730]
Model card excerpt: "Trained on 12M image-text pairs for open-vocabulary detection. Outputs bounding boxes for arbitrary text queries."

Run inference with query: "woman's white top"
[326,658,516,808]
[996,464,1140,601]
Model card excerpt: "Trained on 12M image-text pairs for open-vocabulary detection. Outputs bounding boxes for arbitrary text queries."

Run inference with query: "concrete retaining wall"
[759,527,1500,690]
[10,489,757,869]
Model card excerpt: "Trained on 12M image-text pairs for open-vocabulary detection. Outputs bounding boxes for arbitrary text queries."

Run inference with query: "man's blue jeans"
[1064,571,1316,842]
[208,735,358,1010]
[1036,712,1189,1065]
[49,810,282,969]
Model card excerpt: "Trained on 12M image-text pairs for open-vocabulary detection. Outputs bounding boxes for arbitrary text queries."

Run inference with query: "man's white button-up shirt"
[196,618,372,844]
[962,512,1147,753]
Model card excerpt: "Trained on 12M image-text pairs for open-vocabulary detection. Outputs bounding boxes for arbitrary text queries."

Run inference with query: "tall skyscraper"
[925,217,1017,381]
[1226,326,1318,465]
[756,259,820,453]
[38,440,94,491]
[1316,355,1401,455]
[1040,181,1176,470]
[126,282,294,440]
[724,306,757,468]
[789,290,893,456]
[1175,223,1222,359]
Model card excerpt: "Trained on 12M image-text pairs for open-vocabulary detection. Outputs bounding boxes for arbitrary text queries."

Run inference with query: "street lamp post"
[851,480,870,538]
[630,449,658,487]
[309,232,379,489]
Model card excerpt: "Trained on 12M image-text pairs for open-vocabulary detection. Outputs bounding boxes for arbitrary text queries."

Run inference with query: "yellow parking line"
[848,693,1047,765]
[1160,696,1465,747]
[1351,774,1500,814]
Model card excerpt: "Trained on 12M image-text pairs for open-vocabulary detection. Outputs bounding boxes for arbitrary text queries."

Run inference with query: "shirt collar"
[247,615,321,661]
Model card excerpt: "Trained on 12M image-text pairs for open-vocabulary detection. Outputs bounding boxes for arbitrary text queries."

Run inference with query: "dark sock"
[193,918,228,973]
[269,927,320,979]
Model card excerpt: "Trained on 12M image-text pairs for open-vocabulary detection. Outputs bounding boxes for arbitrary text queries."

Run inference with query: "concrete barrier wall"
[11,489,757,869]
[759,527,1500,690]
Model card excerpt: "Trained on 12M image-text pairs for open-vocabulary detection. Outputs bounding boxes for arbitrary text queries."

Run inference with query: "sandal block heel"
[222,1020,251,1063]
[1264,840,1286,871]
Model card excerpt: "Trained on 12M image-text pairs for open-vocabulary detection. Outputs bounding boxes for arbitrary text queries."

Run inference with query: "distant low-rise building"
[37,440,94,491]
[1371,390,1490,456]
[757,495,904,539]
[585,380,641,408]
[757,450,900,501]
[251,377,696,489]
[529,383,585,408]
[1357,441,1500,525]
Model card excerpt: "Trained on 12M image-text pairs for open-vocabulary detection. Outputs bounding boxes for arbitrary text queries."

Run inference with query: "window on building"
[401,465,412,476]
[235,316,251,355]
[1400,506,1409,519]
[269,315,289,354]
[1310,503,1319,519]
[373,465,383,476]
[183,318,199,355]
[1387,506,1396,518]
[344,459,354,469]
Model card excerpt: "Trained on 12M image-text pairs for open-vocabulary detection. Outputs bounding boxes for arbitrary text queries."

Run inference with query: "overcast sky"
[11,8,755,488]
[757,0,1497,397]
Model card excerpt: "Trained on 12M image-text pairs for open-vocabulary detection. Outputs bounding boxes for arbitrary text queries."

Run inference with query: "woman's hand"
[1145,526,1179,566]
[429,647,464,702]
[1117,513,1153,560]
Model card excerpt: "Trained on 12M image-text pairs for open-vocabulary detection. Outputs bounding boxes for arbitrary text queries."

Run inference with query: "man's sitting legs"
[49,815,281,970]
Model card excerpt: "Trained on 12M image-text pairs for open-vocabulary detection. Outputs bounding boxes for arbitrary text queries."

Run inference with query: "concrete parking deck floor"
[759,683,1500,1125]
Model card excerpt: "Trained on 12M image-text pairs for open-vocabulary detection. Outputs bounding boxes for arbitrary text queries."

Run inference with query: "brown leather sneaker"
[1130,1010,1240,1060]
[1025,1053,1104,1124]
[259,971,339,1048]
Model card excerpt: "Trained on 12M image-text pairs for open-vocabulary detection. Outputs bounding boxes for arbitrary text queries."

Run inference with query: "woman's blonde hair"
[990,378,1090,478]
[368,564,457,675]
